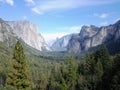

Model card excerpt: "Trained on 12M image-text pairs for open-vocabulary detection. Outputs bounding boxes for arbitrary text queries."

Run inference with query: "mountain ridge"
[7,20,50,51]
[51,20,120,54]
[0,18,50,51]
[51,34,74,51]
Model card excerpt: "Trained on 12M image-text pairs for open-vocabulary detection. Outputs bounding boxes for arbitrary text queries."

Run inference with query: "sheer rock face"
[51,34,74,51]
[7,21,50,51]
[79,25,99,39]
[52,20,120,53]
[68,20,120,53]
[0,18,17,46]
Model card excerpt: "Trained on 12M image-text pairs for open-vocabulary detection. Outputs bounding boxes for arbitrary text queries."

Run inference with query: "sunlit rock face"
[7,20,50,51]
[51,34,74,51]
[68,20,120,53]
[0,18,17,46]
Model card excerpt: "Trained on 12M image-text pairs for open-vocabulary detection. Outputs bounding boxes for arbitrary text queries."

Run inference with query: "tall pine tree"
[95,44,110,70]
[66,56,77,90]
[110,54,120,90]
[6,41,31,90]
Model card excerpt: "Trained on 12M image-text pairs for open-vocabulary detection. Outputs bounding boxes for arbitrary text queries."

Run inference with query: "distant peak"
[81,25,98,29]
[81,25,98,33]
[15,20,31,24]
[18,20,29,23]
[0,18,3,21]
[0,18,4,23]
[115,19,120,25]
[7,20,31,24]
[7,20,37,27]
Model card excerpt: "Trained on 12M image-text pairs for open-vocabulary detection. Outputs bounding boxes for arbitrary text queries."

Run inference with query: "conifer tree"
[95,59,103,78]
[95,59,104,90]
[110,54,120,90]
[85,54,96,75]
[6,41,31,90]
[110,71,120,90]
[66,56,76,90]
[95,44,110,70]
[61,77,67,90]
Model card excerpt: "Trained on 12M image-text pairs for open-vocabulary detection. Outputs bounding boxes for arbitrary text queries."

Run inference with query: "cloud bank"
[0,0,14,6]
[30,0,119,15]
[24,0,35,5]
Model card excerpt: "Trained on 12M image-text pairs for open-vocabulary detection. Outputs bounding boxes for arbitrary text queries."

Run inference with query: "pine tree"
[60,77,67,90]
[84,54,99,90]
[66,56,76,90]
[48,67,61,90]
[110,54,120,90]
[110,71,120,90]
[95,44,110,70]
[95,59,103,78]
[84,54,96,75]
[101,54,120,90]
[95,59,104,90]
[6,41,31,90]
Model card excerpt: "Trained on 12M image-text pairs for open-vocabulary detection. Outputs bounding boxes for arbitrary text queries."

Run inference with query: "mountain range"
[51,34,73,51]
[0,18,120,54]
[52,20,120,54]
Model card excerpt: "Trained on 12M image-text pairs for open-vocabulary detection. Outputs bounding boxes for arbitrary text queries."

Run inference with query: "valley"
[0,18,120,90]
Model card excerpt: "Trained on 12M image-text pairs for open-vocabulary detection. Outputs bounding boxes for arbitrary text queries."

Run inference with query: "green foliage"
[6,41,31,90]
[110,71,120,90]
[95,59,103,78]
[101,54,120,90]
[60,77,67,90]
[47,56,77,90]
[110,54,120,90]
[76,53,103,90]
[95,44,110,70]
[48,66,64,90]
[0,85,16,90]
[0,41,120,90]
[84,54,96,75]
[66,56,77,90]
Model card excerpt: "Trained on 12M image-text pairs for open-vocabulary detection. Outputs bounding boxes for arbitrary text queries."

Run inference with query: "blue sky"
[0,0,120,42]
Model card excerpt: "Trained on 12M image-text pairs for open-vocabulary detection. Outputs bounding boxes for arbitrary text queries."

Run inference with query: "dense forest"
[0,41,120,90]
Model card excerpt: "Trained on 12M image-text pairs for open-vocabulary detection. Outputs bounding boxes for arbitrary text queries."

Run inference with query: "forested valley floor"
[0,41,120,90]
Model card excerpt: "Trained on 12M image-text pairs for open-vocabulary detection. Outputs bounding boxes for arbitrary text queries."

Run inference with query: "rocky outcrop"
[68,20,120,53]
[7,21,50,51]
[0,18,17,46]
[51,34,73,51]
[52,20,120,53]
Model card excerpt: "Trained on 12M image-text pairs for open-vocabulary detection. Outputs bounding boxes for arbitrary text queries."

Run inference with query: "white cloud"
[100,14,109,18]
[42,33,68,43]
[0,0,14,6]
[56,25,81,34]
[42,33,68,46]
[25,0,35,5]
[93,13,109,18]
[42,25,82,43]
[32,8,43,15]
[31,0,119,15]
[100,21,108,26]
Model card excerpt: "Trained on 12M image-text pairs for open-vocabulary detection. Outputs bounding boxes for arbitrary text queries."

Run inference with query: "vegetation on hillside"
[0,42,119,90]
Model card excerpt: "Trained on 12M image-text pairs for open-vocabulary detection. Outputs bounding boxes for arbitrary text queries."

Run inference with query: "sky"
[0,0,120,43]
